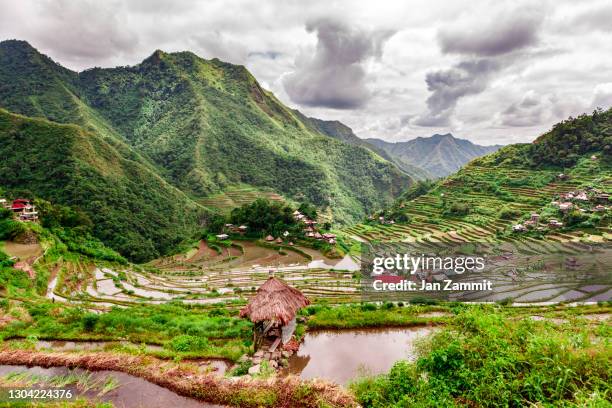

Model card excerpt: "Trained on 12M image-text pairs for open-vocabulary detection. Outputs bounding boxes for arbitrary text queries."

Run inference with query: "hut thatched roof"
[240,277,310,325]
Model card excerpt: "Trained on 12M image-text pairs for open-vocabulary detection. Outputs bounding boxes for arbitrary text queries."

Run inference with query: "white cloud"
[0,0,610,145]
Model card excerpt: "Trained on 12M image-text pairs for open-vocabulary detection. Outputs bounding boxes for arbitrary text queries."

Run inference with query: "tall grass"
[351,306,611,407]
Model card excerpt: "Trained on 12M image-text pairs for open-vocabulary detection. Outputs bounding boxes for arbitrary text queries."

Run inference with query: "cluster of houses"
[215,210,337,246]
[512,187,609,233]
[512,213,562,232]
[259,210,337,246]
[293,210,336,244]
[216,223,248,240]
[0,198,39,222]
[367,214,396,225]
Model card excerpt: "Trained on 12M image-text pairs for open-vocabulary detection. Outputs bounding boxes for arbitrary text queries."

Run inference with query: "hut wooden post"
[253,322,264,351]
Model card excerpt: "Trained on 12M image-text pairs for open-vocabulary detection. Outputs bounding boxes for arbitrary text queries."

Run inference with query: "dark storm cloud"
[414,59,500,126]
[414,7,545,127]
[437,9,543,56]
[283,18,394,109]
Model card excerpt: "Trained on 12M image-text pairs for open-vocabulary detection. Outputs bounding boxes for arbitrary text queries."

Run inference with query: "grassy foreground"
[351,305,611,407]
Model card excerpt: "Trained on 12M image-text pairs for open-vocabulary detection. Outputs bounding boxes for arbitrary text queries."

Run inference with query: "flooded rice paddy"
[283,327,434,384]
[0,365,225,408]
[47,240,361,307]
[46,238,609,309]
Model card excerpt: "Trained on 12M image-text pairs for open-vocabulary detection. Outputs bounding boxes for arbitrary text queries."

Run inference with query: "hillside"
[294,111,431,180]
[0,40,411,225]
[366,133,502,178]
[346,109,611,247]
[0,109,204,262]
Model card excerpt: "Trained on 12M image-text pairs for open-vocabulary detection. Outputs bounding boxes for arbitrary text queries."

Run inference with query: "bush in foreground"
[351,307,610,407]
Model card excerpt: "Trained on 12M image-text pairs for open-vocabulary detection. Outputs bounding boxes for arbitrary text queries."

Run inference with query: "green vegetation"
[482,108,611,168]
[227,198,307,238]
[0,109,205,262]
[0,39,411,241]
[351,305,611,407]
[303,303,449,329]
[1,301,252,361]
[346,108,611,246]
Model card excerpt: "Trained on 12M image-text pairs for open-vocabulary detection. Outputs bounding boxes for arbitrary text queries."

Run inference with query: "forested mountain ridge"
[366,133,502,178]
[0,40,411,222]
[0,40,412,260]
[0,109,205,262]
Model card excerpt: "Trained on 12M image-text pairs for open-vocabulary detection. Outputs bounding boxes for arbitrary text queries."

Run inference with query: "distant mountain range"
[366,134,503,178]
[294,112,432,180]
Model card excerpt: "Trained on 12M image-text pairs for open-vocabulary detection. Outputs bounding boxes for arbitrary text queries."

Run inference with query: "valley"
[0,39,610,408]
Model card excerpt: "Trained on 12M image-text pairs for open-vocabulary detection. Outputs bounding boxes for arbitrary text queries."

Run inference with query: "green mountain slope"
[296,112,432,180]
[345,109,611,245]
[366,133,502,178]
[0,109,204,262]
[0,40,411,224]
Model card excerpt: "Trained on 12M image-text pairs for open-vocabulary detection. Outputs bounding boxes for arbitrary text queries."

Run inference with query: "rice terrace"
[1,2,612,407]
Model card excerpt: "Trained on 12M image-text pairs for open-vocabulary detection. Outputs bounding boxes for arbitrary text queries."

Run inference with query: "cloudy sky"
[1,0,611,145]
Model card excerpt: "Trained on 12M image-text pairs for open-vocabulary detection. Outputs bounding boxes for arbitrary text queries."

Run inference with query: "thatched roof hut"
[240,277,310,325]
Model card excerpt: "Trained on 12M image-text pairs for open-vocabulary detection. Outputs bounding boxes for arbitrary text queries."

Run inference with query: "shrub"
[82,313,99,331]
[168,334,209,352]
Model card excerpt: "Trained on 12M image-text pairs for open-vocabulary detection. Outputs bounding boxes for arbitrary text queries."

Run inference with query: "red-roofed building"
[10,199,38,222]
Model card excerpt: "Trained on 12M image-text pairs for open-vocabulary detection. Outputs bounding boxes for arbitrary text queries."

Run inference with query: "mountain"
[296,112,432,180]
[0,109,205,262]
[0,40,412,259]
[366,133,503,178]
[347,108,611,246]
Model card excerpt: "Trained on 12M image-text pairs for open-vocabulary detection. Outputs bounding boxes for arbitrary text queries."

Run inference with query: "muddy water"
[283,327,433,384]
[230,242,307,268]
[0,365,225,408]
[2,241,43,260]
[307,254,360,272]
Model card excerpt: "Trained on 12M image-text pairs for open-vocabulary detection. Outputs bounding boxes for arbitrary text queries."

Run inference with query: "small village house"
[216,233,229,240]
[549,219,563,228]
[240,276,310,352]
[0,198,7,208]
[10,199,38,222]
[265,235,275,242]
[575,191,588,201]
[558,202,573,212]
[593,205,606,212]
